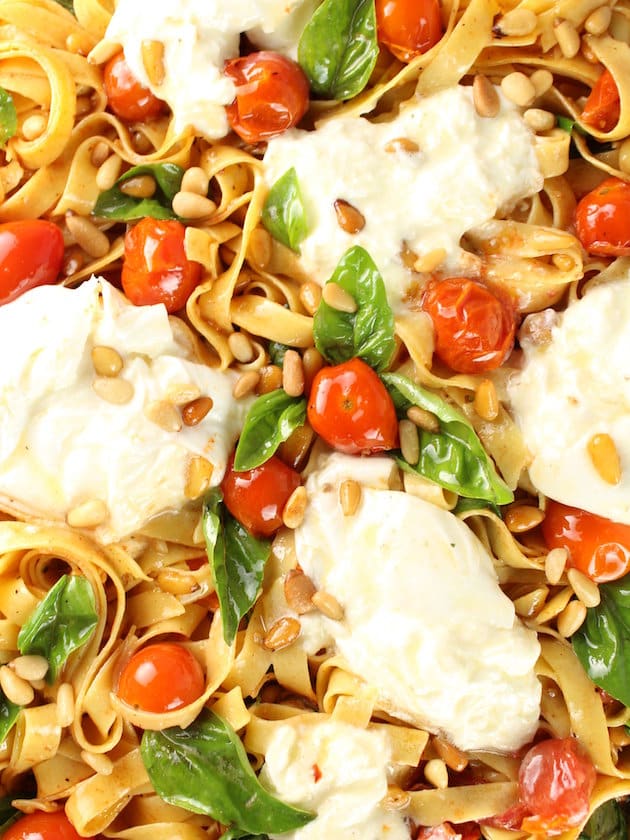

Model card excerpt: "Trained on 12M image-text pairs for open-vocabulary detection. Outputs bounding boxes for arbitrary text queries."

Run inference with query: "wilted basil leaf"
[268,341,291,367]
[93,163,184,222]
[0,88,17,148]
[0,689,20,743]
[261,168,308,252]
[234,390,306,471]
[579,799,627,840]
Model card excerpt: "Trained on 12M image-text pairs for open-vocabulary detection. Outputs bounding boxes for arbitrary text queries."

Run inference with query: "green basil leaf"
[93,163,185,222]
[234,391,306,471]
[453,497,501,517]
[141,709,314,834]
[17,574,98,683]
[0,795,20,834]
[268,341,291,367]
[203,491,271,645]
[54,0,75,10]
[382,372,513,505]
[314,245,395,372]
[572,575,630,705]
[579,799,627,840]
[223,831,269,840]
[298,0,378,100]
[261,168,308,253]
[0,88,17,148]
[0,689,20,743]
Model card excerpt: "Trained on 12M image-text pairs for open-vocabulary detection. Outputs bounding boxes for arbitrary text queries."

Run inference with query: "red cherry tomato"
[542,500,630,583]
[122,217,202,313]
[2,810,88,840]
[421,277,517,373]
[0,220,64,305]
[307,358,399,455]
[416,823,481,840]
[103,52,166,122]
[375,0,443,62]
[221,453,301,537]
[574,177,630,257]
[518,738,596,835]
[117,642,204,713]
[581,69,620,134]
[224,51,309,144]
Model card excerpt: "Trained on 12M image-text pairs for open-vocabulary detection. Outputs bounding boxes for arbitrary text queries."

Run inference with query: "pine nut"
[384,137,420,154]
[495,8,537,37]
[65,214,110,258]
[401,242,419,270]
[505,505,545,533]
[56,682,75,727]
[95,154,122,191]
[302,347,324,390]
[322,282,357,314]
[311,589,344,621]
[568,567,601,608]
[185,456,214,500]
[248,227,273,270]
[424,758,449,789]
[279,424,315,470]
[284,569,316,614]
[21,113,47,140]
[181,166,210,196]
[545,547,568,585]
[257,365,283,394]
[530,69,554,97]
[90,141,110,168]
[433,737,468,772]
[551,253,575,272]
[500,72,536,107]
[414,248,447,273]
[399,419,420,465]
[339,479,362,516]
[66,31,92,55]
[299,281,322,315]
[0,666,34,706]
[132,130,153,155]
[333,199,366,234]
[382,786,412,811]
[283,350,305,398]
[283,485,307,529]
[524,108,556,132]
[119,175,156,199]
[11,655,49,682]
[144,400,182,433]
[514,587,548,618]
[585,5,612,35]
[62,246,85,277]
[554,20,581,59]
[156,568,197,595]
[557,599,587,637]
[93,375,134,404]
[587,433,622,485]
[473,74,500,118]
[141,39,165,86]
[581,40,599,64]
[228,332,255,363]
[91,345,123,378]
[166,383,202,405]
[67,498,109,528]
[233,370,260,399]
[263,617,301,651]
[473,379,499,421]
[182,396,213,426]
[81,749,114,775]
[172,191,216,220]
[406,405,439,433]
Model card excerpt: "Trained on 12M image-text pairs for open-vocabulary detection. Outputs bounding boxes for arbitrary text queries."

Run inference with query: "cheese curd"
[263,85,543,313]
[507,275,630,523]
[104,0,317,139]
[294,453,541,753]
[0,277,248,543]
[261,719,409,840]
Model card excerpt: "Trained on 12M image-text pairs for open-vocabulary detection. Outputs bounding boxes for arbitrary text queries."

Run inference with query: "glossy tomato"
[221,453,301,537]
[307,358,399,455]
[103,52,166,122]
[518,737,596,835]
[122,217,202,313]
[0,220,64,306]
[574,177,630,257]
[376,0,443,62]
[542,500,630,583]
[581,68,620,134]
[117,642,205,713]
[2,810,87,840]
[421,277,517,373]
[224,51,309,144]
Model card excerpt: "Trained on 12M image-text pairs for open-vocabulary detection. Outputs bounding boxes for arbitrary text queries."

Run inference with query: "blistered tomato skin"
[375,0,443,62]
[116,642,205,713]
[2,810,88,840]
[421,277,517,374]
[103,52,166,122]
[575,177,630,257]
[307,358,399,455]
[0,220,64,305]
[581,68,620,134]
[224,51,310,144]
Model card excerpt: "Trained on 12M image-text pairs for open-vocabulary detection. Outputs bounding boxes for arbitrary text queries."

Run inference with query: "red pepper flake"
[312,763,322,782]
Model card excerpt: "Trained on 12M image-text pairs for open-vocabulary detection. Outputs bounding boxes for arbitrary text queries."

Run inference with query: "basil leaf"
[261,168,308,253]
[453,497,501,517]
[234,391,306,471]
[141,709,314,834]
[17,574,98,683]
[203,490,271,645]
[0,88,17,148]
[298,0,378,100]
[0,796,20,834]
[579,799,627,840]
[223,831,269,840]
[268,341,290,367]
[382,372,513,505]
[93,163,184,222]
[314,245,395,372]
[0,689,20,743]
[54,0,74,10]
[572,575,630,705]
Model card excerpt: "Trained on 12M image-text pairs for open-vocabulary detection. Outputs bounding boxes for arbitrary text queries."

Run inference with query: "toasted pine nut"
[530,69,554,97]
[495,8,537,36]
[65,214,110,258]
[382,786,412,811]
[0,666,34,706]
[414,248,447,273]
[81,749,114,775]
[433,737,468,772]
[284,569,316,614]
[524,108,556,132]
[248,227,273,270]
[283,350,305,398]
[87,39,120,65]
[172,190,217,220]
[567,567,600,608]
[505,504,545,533]
[399,419,420,465]
[93,375,134,404]
[299,281,322,315]
[233,370,260,399]
[339,479,362,516]
[132,130,153,155]
[91,345,123,378]
[228,332,255,364]
[554,20,580,59]
[181,166,210,196]
[62,246,85,277]
[334,199,366,234]
[407,405,439,433]
[182,396,213,426]
[185,456,214,500]
[21,113,47,140]
[11,655,49,682]
[166,383,201,405]
[257,364,283,394]
[263,616,301,651]
[384,137,420,154]
[95,154,122,191]
[545,547,568,585]
[322,282,357,314]
[119,174,156,199]
[514,586,548,618]
[90,141,110,168]
[56,682,75,727]
[500,72,536,107]
[141,39,165,86]
[302,347,324,390]
[474,379,499,421]
[278,424,315,470]
[557,598,587,637]
[424,758,449,790]
[144,400,182,433]
[551,253,575,272]
[585,5,612,35]
[311,589,344,620]
[472,74,500,118]
[66,31,92,55]
[283,485,307,529]
[587,433,622,485]
[156,568,198,595]
[67,498,109,528]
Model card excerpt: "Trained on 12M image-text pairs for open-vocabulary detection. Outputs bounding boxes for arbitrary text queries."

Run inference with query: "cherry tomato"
[518,737,596,835]
[574,177,630,257]
[222,453,301,537]
[421,277,517,373]
[376,0,443,62]
[122,217,202,313]
[581,69,620,134]
[2,810,87,840]
[224,51,309,144]
[481,803,530,831]
[117,642,204,713]
[416,823,481,840]
[103,52,166,122]
[542,500,630,583]
[0,220,64,306]
[307,358,399,455]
